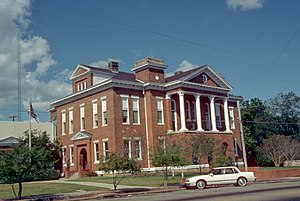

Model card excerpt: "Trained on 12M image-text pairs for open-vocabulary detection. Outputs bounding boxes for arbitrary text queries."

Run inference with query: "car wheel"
[237,177,247,187]
[196,180,206,189]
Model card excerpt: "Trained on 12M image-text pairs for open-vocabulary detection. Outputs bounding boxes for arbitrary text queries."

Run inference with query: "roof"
[165,66,204,83]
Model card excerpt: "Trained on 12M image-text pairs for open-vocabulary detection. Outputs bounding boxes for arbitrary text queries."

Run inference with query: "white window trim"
[62,146,67,166]
[186,100,191,121]
[134,137,142,160]
[61,110,66,135]
[156,97,164,125]
[69,145,74,166]
[93,140,100,164]
[132,96,140,125]
[102,138,109,161]
[68,108,73,134]
[101,96,107,127]
[123,137,131,158]
[234,138,239,157]
[121,95,130,124]
[92,99,98,129]
[215,103,222,128]
[80,104,85,131]
[229,106,235,129]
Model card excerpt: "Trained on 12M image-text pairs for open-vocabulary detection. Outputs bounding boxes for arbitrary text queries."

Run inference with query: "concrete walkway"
[47,179,152,190]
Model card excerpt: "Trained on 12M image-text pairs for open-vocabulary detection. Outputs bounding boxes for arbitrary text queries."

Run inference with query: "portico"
[166,91,232,133]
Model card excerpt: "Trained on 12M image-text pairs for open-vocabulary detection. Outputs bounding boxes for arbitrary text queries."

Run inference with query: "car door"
[207,168,225,185]
[223,168,239,184]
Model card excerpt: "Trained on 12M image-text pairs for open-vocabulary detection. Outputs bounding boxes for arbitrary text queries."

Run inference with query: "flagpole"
[29,97,32,150]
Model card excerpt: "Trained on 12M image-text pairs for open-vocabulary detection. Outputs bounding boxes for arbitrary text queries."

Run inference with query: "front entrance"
[79,148,88,170]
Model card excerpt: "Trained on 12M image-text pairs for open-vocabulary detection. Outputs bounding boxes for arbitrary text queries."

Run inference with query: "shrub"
[86,171,98,177]
[211,154,232,168]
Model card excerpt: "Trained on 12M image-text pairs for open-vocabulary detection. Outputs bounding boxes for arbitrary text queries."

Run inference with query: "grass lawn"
[260,166,300,170]
[0,182,106,200]
[72,174,185,187]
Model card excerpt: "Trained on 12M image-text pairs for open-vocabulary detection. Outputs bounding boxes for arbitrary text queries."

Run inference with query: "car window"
[225,168,234,174]
[212,169,222,175]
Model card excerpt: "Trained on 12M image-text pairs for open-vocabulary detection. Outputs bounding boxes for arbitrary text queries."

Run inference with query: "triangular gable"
[183,65,233,90]
[0,136,20,146]
[69,64,91,80]
[71,131,92,141]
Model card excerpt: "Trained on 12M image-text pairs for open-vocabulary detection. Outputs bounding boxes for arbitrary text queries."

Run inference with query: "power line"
[246,25,300,98]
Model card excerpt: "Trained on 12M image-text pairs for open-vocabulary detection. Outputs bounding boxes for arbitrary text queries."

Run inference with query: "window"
[84,81,87,89]
[101,97,107,126]
[171,100,177,131]
[134,138,142,160]
[62,111,66,135]
[80,104,85,130]
[132,96,140,124]
[185,101,191,121]
[191,101,196,121]
[229,107,235,129]
[69,109,73,134]
[234,138,239,156]
[123,138,131,158]
[202,74,208,83]
[69,145,74,166]
[205,103,211,130]
[215,103,222,128]
[62,146,67,166]
[93,141,99,163]
[221,142,228,155]
[92,100,98,128]
[121,95,129,124]
[103,139,109,161]
[80,83,83,91]
[156,97,164,124]
[77,84,80,92]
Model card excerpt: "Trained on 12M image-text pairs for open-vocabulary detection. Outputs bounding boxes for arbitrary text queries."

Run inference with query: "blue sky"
[0,0,299,122]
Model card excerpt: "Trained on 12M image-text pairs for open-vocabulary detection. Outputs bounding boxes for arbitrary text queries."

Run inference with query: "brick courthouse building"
[49,57,245,176]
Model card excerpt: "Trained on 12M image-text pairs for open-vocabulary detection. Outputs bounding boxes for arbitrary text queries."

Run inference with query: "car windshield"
[208,168,223,175]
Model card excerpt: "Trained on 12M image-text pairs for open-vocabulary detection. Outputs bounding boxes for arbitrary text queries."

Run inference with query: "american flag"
[28,101,39,123]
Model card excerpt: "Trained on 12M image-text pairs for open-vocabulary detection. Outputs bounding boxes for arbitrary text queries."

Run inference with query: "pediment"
[69,65,91,80]
[71,131,92,141]
[0,136,20,146]
[183,66,233,90]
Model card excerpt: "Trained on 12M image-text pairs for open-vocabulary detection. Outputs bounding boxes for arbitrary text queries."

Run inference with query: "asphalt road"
[106,180,300,201]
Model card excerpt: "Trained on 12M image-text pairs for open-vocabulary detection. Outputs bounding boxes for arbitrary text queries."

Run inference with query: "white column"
[223,97,231,132]
[178,91,187,131]
[209,96,218,132]
[195,94,204,131]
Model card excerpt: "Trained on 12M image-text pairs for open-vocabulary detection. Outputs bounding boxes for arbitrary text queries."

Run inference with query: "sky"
[0,0,299,122]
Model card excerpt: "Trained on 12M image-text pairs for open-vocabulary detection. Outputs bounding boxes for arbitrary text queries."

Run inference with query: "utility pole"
[9,115,18,121]
[17,28,22,122]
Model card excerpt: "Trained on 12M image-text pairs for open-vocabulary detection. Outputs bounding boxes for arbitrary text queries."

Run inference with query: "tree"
[267,92,300,138]
[151,140,188,187]
[0,130,60,200]
[259,135,286,167]
[98,153,141,190]
[281,136,300,166]
[187,135,214,172]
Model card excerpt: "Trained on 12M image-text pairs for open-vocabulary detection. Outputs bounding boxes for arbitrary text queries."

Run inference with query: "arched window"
[171,99,177,131]
[221,142,228,155]
[185,101,191,121]
[205,103,211,130]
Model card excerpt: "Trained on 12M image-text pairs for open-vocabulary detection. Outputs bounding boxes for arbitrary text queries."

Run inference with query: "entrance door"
[79,148,87,170]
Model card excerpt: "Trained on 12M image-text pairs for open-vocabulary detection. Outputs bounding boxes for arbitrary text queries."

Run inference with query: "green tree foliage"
[151,140,188,187]
[0,130,60,200]
[211,153,232,168]
[187,135,214,170]
[241,92,300,166]
[98,153,141,190]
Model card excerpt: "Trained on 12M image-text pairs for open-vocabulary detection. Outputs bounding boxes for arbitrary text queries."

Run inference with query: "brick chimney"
[108,61,119,73]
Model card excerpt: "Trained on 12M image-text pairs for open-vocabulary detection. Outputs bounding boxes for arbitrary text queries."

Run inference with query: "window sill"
[102,124,107,127]
[94,161,100,164]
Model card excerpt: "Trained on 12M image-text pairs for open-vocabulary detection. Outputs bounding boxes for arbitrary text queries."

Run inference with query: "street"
[105,180,300,201]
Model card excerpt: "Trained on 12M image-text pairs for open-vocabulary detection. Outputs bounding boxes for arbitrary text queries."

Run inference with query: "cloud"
[89,58,121,68]
[0,0,71,120]
[166,60,198,77]
[226,0,264,11]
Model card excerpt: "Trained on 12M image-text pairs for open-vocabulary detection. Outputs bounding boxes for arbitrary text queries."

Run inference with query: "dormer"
[69,65,93,94]
[131,57,167,84]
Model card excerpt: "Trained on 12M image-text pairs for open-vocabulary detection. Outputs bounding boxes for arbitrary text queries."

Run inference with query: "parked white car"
[184,166,256,189]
